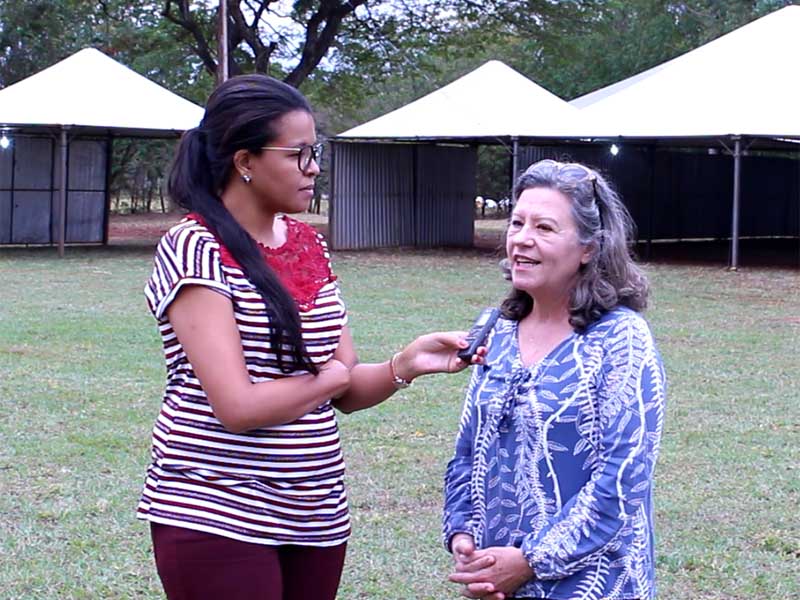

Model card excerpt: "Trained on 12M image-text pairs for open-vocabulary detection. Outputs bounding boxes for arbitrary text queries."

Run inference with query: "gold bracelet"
[389,352,412,389]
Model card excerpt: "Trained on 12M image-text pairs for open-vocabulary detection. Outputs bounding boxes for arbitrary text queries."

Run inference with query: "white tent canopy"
[338,60,589,140]
[570,5,800,270]
[0,48,203,256]
[572,5,800,139]
[332,60,595,251]
[0,48,203,135]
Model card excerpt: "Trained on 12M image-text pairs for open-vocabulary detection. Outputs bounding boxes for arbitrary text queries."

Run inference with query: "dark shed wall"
[331,143,415,249]
[416,145,475,247]
[0,145,9,242]
[0,134,108,245]
[9,137,53,244]
[331,142,477,249]
[65,139,108,243]
[519,145,799,241]
[737,155,799,238]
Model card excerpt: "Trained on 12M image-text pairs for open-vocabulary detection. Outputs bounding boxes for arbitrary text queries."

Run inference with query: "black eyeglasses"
[260,142,324,172]
[524,159,603,229]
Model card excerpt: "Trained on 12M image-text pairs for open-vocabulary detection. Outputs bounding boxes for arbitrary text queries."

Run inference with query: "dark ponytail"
[168,75,317,375]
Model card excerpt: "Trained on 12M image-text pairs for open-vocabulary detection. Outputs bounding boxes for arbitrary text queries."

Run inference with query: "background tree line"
[0,0,795,211]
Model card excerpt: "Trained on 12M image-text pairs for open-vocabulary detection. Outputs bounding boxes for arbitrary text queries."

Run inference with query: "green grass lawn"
[1,240,798,599]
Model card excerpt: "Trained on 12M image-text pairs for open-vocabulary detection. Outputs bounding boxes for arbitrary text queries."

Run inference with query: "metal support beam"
[730,136,742,271]
[57,127,68,258]
[218,0,229,84]
[511,137,519,201]
[729,137,742,270]
[103,135,113,245]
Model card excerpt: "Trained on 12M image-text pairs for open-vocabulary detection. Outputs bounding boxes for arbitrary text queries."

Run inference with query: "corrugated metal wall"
[0,134,108,245]
[415,145,475,247]
[65,139,108,243]
[0,150,8,242]
[0,137,53,244]
[518,145,800,241]
[331,143,414,249]
[331,142,476,249]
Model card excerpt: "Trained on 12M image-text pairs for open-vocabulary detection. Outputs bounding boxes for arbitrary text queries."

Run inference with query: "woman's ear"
[580,242,597,265]
[232,149,254,179]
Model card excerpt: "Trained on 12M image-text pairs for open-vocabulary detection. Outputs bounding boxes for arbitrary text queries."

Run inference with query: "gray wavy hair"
[500,159,649,331]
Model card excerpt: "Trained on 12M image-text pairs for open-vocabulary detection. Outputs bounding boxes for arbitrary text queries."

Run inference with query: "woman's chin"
[284,198,312,214]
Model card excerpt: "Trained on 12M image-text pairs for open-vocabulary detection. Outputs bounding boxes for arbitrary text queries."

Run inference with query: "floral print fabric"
[443,307,666,600]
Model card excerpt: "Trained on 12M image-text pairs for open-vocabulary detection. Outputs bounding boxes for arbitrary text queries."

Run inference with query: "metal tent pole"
[219,0,229,84]
[511,137,519,203]
[57,127,68,258]
[730,136,742,270]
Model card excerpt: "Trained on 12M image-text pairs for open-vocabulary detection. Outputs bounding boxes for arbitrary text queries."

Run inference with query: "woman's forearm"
[213,370,345,432]
[331,360,399,413]
[331,328,472,414]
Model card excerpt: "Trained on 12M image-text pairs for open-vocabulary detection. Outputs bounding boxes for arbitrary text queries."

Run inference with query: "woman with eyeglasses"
[138,74,478,600]
[444,160,666,600]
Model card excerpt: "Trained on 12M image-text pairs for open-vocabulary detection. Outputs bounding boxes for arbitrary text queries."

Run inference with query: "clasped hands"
[448,534,533,600]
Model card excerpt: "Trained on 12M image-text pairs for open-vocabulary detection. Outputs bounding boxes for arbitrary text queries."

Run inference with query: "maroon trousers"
[151,523,347,600]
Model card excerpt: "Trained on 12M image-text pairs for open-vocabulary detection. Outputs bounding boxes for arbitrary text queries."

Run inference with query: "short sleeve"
[144,222,232,320]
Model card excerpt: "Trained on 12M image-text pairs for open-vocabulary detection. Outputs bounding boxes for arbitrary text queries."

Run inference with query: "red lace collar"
[187,213,336,312]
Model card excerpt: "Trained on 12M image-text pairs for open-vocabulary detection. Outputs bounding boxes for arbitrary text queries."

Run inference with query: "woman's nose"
[306,158,321,176]
[511,226,535,246]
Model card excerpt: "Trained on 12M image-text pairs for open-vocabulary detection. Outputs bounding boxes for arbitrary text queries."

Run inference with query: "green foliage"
[527,0,800,100]
[98,2,215,103]
[307,0,799,131]
[302,0,604,132]
[3,1,797,206]
[0,1,214,214]
[0,0,89,87]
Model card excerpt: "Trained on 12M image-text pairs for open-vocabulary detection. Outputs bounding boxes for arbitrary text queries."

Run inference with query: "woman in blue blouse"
[444,159,666,600]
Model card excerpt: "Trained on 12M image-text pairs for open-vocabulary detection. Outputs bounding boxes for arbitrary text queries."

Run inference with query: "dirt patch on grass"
[108,212,180,245]
[108,211,329,246]
[108,212,799,269]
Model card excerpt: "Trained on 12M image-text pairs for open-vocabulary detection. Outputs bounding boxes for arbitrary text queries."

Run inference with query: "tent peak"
[0,47,203,134]
[570,3,800,138]
[337,59,589,139]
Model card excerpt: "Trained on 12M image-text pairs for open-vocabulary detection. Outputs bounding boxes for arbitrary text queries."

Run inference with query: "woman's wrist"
[390,351,416,387]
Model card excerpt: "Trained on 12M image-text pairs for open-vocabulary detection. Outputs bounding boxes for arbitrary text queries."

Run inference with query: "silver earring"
[241,173,252,184]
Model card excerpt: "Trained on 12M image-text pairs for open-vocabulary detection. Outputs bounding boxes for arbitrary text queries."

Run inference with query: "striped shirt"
[137,215,350,547]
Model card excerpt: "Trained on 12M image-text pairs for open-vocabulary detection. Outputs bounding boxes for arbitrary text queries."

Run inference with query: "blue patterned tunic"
[443,307,666,600]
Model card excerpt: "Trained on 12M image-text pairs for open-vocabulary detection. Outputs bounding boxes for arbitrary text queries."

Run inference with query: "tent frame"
[0,123,182,254]
[333,132,800,268]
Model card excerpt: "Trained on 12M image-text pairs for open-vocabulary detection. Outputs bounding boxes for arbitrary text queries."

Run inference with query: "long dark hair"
[168,74,317,374]
[501,159,649,331]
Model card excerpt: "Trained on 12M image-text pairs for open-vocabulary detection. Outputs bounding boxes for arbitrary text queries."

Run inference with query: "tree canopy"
[3,0,794,123]
[1,0,795,205]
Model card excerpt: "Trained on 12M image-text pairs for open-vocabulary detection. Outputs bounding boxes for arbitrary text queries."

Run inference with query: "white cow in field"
[475,196,498,216]
[475,195,509,216]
